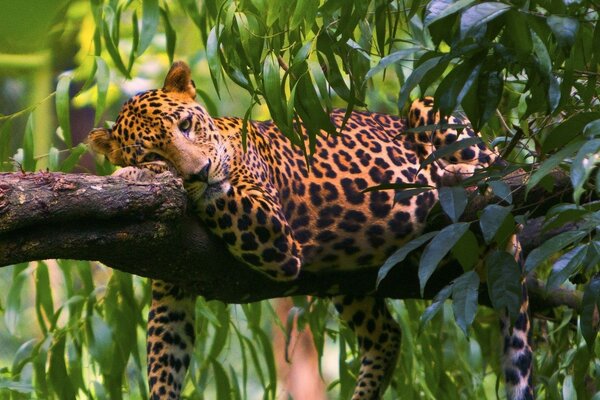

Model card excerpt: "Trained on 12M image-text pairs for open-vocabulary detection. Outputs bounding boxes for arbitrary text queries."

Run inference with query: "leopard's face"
[89,62,230,191]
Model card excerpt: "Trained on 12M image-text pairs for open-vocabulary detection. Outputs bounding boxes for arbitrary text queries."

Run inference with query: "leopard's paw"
[112,166,157,182]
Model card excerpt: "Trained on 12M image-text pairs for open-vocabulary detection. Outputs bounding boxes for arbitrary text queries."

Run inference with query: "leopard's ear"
[87,127,125,166]
[163,61,196,99]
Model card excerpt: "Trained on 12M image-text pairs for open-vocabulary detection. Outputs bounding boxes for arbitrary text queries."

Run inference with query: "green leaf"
[419,284,452,333]
[583,119,600,137]
[547,16,579,48]
[206,26,222,98]
[365,48,420,80]
[451,271,479,335]
[425,0,475,26]
[316,34,354,103]
[160,7,176,64]
[290,0,319,30]
[363,182,433,193]
[211,360,232,399]
[435,60,481,116]
[101,21,129,78]
[547,245,587,290]
[61,143,88,172]
[48,147,60,171]
[526,140,583,195]
[524,230,587,273]
[542,112,600,152]
[208,302,230,360]
[138,0,159,55]
[581,276,600,349]
[394,187,433,203]
[377,231,439,287]
[23,113,35,171]
[5,265,28,334]
[35,262,54,334]
[439,186,468,223]
[94,56,109,125]
[571,139,600,203]
[398,56,443,108]
[451,229,479,270]
[87,314,114,369]
[486,250,522,321]
[479,204,513,244]
[49,334,76,400]
[56,74,72,147]
[460,3,511,39]
[11,338,38,374]
[462,69,503,130]
[505,10,532,60]
[262,52,287,128]
[419,223,470,295]
[421,137,481,168]
[488,180,512,204]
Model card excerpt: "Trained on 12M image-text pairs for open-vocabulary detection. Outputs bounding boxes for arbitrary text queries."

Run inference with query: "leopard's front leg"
[113,165,195,399]
[197,179,302,281]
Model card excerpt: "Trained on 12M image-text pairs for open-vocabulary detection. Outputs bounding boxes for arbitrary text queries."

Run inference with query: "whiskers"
[184,181,207,201]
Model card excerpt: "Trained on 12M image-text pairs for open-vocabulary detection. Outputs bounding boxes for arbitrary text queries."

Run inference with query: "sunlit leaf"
[94,56,109,125]
[161,6,176,64]
[56,74,72,147]
[138,0,159,55]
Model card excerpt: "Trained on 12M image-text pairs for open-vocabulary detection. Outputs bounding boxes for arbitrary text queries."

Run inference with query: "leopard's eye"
[178,117,192,135]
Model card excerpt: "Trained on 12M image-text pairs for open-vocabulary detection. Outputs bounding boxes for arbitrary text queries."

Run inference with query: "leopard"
[88,61,533,400]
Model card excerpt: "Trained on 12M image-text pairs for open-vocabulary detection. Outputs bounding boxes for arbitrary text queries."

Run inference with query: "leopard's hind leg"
[333,296,401,400]
[147,280,195,399]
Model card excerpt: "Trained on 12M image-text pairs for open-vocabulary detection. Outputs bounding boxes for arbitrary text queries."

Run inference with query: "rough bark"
[0,169,581,311]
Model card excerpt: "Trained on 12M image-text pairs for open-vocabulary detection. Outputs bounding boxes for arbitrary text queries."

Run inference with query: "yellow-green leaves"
[138,0,159,56]
[55,74,72,147]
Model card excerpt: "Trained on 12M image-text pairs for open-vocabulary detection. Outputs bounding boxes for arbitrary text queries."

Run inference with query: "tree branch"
[0,169,580,313]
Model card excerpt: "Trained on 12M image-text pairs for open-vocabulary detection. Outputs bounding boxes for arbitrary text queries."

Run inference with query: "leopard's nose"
[189,159,211,182]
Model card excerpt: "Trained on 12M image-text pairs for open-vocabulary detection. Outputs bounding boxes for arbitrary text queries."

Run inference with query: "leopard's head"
[89,61,230,187]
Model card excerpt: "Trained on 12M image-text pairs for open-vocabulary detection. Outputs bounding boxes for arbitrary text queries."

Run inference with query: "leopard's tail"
[501,235,534,400]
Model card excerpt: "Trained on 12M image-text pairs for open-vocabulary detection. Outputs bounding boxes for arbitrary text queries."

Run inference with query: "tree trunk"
[0,169,581,312]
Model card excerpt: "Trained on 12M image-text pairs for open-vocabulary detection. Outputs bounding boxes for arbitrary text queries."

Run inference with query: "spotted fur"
[89,61,533,399]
